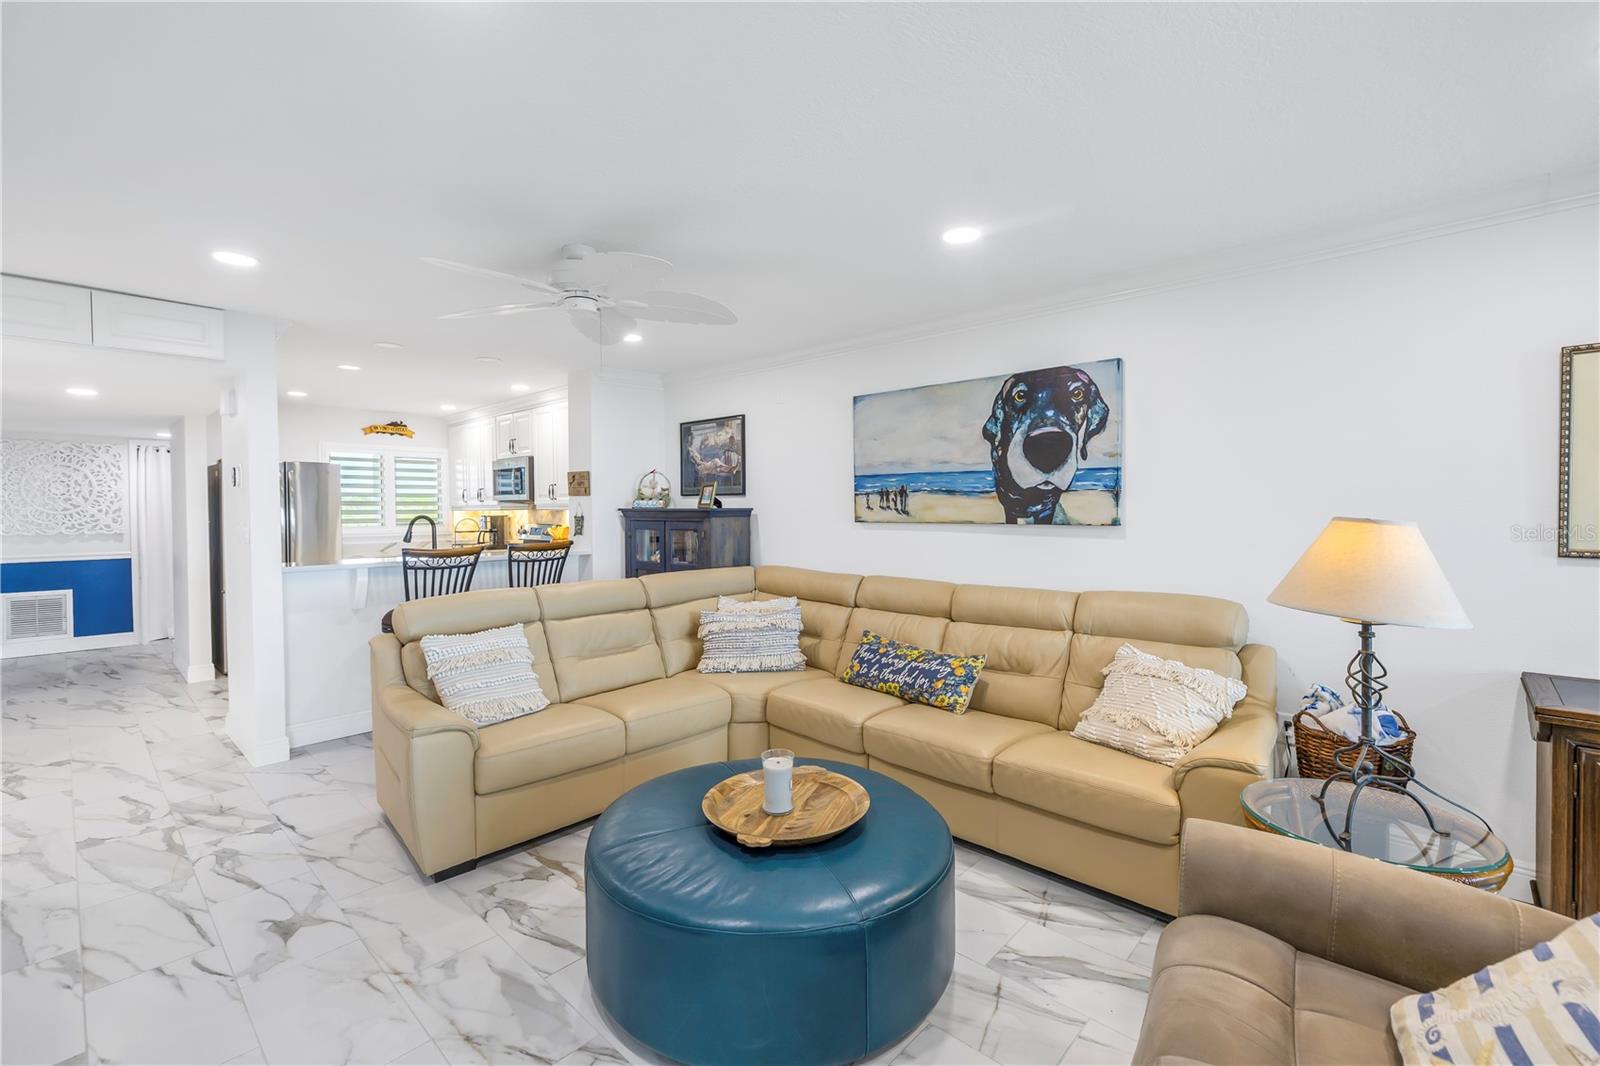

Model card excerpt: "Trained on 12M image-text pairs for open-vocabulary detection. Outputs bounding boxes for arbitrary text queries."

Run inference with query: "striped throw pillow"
[420,624,550,726]
[1070,643,1246,765]
[697,601,806,673]
[1390,912,1599,1065]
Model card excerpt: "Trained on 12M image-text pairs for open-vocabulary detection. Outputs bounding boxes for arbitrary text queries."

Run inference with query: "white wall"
[277,403,447,461]
[661,206,1600,875]
[572,368,670,579]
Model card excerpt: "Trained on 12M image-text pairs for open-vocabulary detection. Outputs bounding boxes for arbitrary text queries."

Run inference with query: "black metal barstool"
[508,542,571,587]
[380,545,486,633]
[401,545,485,601]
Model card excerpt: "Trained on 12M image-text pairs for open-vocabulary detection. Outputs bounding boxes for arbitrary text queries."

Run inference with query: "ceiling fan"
[423,244,736,346]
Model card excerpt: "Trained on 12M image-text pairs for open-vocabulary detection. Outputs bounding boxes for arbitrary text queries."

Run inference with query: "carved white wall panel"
[1,439,127,536]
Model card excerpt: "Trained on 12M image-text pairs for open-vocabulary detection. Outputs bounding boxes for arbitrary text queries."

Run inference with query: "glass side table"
[1239,778,1512,892]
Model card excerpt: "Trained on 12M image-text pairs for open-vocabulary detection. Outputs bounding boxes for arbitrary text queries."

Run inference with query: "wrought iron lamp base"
[1313,621,1493,852]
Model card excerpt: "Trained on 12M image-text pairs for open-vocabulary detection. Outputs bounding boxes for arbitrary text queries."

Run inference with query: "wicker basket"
[1293,708,1416,779]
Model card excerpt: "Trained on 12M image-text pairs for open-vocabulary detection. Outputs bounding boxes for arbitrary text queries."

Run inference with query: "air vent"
[3,591,73,641]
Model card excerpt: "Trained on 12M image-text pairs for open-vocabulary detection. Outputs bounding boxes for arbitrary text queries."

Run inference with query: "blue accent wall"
[1,558,134,636]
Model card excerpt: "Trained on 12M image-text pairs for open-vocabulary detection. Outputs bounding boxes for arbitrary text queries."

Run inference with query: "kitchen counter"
[279,539,592,750]
[282,542,591,573]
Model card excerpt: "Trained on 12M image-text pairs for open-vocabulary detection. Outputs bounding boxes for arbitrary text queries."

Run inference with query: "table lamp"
[1268,517,1485,848]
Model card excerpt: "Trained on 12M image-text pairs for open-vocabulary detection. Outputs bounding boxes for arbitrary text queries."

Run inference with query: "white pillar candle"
[761,748,795,815]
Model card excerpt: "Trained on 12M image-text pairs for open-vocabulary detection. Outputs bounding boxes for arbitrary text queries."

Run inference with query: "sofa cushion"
[699,667,831,724]
[992,731,1181,844]
[941,621,1069,726]
[420,624,552,726]
[542,607,666,703]
[766,677,904,753]
[863,706,1052,793]
[1135,914,1408,1066]
[575,675,732,753]
[473,703,626,795]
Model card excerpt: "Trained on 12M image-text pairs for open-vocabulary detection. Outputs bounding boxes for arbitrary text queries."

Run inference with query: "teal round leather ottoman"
[585,759,955,1066]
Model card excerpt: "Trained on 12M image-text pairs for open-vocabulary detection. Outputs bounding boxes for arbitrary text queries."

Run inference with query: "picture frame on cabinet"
[697,483,718,508]
[680,414,745,496]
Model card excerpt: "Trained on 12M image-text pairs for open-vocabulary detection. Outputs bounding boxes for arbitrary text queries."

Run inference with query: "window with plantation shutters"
[329,451,384,527]
[393,455,443,525]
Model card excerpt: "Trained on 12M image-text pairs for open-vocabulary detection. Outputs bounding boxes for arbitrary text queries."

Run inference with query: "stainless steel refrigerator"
[281,461,343,566]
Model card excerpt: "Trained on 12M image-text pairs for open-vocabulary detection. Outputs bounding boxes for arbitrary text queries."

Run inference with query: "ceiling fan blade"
[552,250,672,297]
[569,306,639,346]
[439,302,556,320]
[617,290,737,325]
[421,257,561,295]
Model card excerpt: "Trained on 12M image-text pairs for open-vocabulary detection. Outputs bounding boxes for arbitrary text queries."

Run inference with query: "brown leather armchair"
[1134,820,1573,1065]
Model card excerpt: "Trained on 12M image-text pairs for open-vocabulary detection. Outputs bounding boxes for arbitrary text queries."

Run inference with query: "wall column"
[169,413,213,683]
[218,312,288,766]
[567,367,668,580]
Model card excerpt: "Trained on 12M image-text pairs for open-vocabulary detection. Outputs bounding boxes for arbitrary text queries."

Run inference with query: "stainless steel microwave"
[491,456,537,504]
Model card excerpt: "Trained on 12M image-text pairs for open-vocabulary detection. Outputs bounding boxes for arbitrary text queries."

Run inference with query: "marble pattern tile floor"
[1,644,1164,1065]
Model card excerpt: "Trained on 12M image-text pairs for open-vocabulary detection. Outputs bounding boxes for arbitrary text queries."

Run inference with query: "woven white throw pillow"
[698,600,805,673]
[715,595,799,613]
[420,623,550,726]
[1071,643,1247,765]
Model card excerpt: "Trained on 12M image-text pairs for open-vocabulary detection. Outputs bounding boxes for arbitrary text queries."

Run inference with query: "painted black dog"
[981,366,1109,523]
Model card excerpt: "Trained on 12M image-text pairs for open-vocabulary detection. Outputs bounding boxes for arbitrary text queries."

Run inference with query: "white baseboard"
[287,711,372,749]
[229,726,292,768]
[2,631,138,660]
[178,662,216,684]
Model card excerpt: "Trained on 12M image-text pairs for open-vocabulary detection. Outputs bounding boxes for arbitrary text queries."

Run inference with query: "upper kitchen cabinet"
[535,402,569,504]
[1,275,225,359]
[448,417,493,506]
[493,409,536,457]
[90,291,225,360]
[1,276,93,344]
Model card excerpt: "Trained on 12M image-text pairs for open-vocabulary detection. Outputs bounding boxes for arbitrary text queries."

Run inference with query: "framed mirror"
[1559,342,1599,558]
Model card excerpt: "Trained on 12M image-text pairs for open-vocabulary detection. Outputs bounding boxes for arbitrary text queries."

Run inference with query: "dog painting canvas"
[853,359,1123,525]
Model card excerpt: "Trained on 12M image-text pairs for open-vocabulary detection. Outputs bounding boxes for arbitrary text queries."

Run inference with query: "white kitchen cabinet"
[512,409,535,456]
[90,290,226,360]
[493,409,536,457]
[530,402,569,504]
[448,418,493,507]
[2,276,93,344]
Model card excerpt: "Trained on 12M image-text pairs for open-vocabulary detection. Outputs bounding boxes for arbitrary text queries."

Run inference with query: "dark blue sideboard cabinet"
[620,508,752,577]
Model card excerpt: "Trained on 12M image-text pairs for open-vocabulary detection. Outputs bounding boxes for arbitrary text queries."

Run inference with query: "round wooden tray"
[702,765,870,848]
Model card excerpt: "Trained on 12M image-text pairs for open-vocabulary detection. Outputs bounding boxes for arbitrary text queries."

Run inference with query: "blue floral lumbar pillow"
[842,630,985,713]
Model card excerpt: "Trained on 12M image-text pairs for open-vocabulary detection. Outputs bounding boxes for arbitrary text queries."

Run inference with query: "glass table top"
[1240,777,1508,875]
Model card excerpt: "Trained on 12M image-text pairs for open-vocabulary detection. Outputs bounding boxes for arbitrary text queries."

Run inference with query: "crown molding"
[670,173,1598,385]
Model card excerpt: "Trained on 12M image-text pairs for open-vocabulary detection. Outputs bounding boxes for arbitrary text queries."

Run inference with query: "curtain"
[132,442,174,642]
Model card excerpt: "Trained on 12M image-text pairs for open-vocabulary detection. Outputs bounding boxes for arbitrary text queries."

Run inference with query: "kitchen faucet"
[402,515,438,549]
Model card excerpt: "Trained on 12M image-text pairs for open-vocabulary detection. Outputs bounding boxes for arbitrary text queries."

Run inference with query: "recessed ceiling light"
[475,355,502,365]
[65,386,98,397]
[440,404,457,412]
[374,341,404,350]
[622,333,643,344]
[210,249,259,268]
[155,431,172,439]
[941,226,982,246]
[510,383,531,393]
[285,390,308,398]
[336,364,361,372]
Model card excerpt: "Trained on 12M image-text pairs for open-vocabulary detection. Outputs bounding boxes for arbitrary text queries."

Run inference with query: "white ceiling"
[3,3,1595,421]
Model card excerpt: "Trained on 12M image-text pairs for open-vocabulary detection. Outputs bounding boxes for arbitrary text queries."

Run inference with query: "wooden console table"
[1523,671,1600,916]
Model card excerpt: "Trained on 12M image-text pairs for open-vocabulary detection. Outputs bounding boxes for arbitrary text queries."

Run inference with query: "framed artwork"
[697,483,718,508]
[1559,343,1598,558]
[853,358,1123,526]
[680,414,745,496]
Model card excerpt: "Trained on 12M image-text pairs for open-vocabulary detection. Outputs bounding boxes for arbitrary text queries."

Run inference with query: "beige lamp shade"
[1268,517,1471,629]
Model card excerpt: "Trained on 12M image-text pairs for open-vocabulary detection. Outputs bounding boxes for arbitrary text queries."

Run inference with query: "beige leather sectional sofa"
[369,564,1277,913]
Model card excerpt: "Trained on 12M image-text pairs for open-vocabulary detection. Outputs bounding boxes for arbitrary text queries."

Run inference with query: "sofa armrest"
[375,683,481,749]
[1178,819,1572,991]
